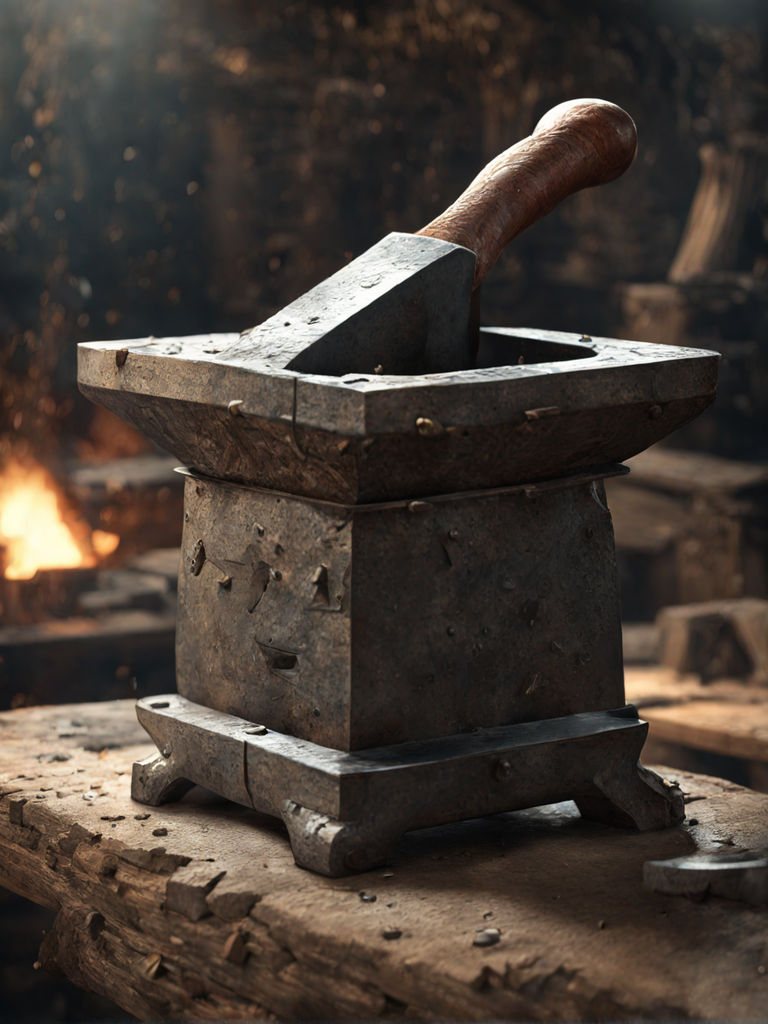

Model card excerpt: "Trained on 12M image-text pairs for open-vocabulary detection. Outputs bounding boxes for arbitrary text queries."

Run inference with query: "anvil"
[78,100,718,875]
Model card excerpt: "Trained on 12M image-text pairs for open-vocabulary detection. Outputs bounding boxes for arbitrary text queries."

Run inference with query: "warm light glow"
[0,459,116,579]
[92,528,120,558]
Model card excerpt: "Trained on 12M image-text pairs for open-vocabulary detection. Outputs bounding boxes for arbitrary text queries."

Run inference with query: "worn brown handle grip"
[417,98,637,287]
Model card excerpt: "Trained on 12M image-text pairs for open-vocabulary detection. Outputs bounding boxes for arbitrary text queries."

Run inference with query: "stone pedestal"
[176,467,625,751]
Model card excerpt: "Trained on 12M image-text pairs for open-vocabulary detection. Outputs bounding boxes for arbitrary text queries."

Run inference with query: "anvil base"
[131,695,684,876]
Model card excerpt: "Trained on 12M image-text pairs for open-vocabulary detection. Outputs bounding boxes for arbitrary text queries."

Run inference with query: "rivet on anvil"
[190,540,205,576]
[494,760,513,781]
[415,416,443,436]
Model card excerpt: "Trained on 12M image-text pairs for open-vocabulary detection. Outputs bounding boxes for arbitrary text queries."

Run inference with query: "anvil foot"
[280,802,402,876]
[131,752,195,806]
[131,695,684,876]
[576,761,684,831]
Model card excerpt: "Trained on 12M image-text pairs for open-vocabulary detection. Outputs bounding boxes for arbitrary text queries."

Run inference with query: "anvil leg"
[131,751,195,806]
[576,758,685,831]
[129,695,685,877]
[280,801,404,877]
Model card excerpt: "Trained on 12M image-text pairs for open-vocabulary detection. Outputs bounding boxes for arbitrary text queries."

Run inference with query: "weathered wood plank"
[626,665,768,764]
[657,599,768,684]
[607,448,768,620]
[1,699,768,1020]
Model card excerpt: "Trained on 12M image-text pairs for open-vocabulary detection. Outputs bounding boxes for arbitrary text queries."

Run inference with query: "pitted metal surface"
[132,694,684,876]
[78,327,718,503]
[225,233,477,376]
[175,467,626,750]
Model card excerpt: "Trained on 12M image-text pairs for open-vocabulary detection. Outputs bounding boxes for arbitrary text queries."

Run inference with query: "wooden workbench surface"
[1,700,767,1021]
[625,666,768,765]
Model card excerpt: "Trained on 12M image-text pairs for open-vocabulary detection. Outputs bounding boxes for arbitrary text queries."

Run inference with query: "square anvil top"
[78,328,719,503]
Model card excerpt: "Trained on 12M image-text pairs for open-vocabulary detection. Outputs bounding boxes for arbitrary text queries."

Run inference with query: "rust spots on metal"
[115,348,128,367]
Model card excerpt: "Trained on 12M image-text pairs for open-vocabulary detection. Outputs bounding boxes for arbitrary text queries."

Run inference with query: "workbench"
[626,666,768,791]
[1,699,767,1020]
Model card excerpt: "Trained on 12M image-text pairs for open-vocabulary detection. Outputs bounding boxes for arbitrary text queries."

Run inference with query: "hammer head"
[225,233,476,376]
[226,99,642,379]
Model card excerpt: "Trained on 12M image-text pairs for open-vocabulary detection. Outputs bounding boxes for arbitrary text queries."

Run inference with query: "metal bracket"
[132,695,684,877]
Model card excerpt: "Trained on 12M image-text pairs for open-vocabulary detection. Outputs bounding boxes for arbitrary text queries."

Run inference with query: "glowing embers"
[0,457,118,580]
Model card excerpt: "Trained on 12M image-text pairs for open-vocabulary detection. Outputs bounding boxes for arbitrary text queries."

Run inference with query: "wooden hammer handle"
[417,98,637,287]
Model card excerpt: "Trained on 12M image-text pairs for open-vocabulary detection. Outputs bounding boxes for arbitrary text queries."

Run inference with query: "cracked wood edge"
[4,806,684,1023]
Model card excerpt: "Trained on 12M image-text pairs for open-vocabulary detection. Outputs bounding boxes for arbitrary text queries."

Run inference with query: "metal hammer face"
[226,232,476,377]
[227,98,638,377]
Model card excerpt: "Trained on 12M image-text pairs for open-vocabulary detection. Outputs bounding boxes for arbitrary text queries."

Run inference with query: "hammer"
[227,98,637,377]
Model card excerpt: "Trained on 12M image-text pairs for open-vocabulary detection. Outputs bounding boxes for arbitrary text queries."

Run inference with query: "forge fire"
[0,457,118,580]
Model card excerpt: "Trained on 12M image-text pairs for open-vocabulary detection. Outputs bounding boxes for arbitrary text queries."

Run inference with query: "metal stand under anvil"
[133,697,679,877]
[78,318,717,876]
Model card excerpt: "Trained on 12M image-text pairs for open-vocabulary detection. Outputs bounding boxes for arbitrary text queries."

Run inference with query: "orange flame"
[0,459,119,580]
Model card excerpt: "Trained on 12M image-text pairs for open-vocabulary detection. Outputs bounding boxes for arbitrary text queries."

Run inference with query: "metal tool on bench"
[78,99,719,876]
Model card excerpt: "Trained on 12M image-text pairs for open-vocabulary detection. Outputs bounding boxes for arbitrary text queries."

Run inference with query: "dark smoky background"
[1,0,766,468]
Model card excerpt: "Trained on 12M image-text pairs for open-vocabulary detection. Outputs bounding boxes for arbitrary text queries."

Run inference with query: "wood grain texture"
[1,700,768,1020]
[625,665,768,764]
[418,99,637,286]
